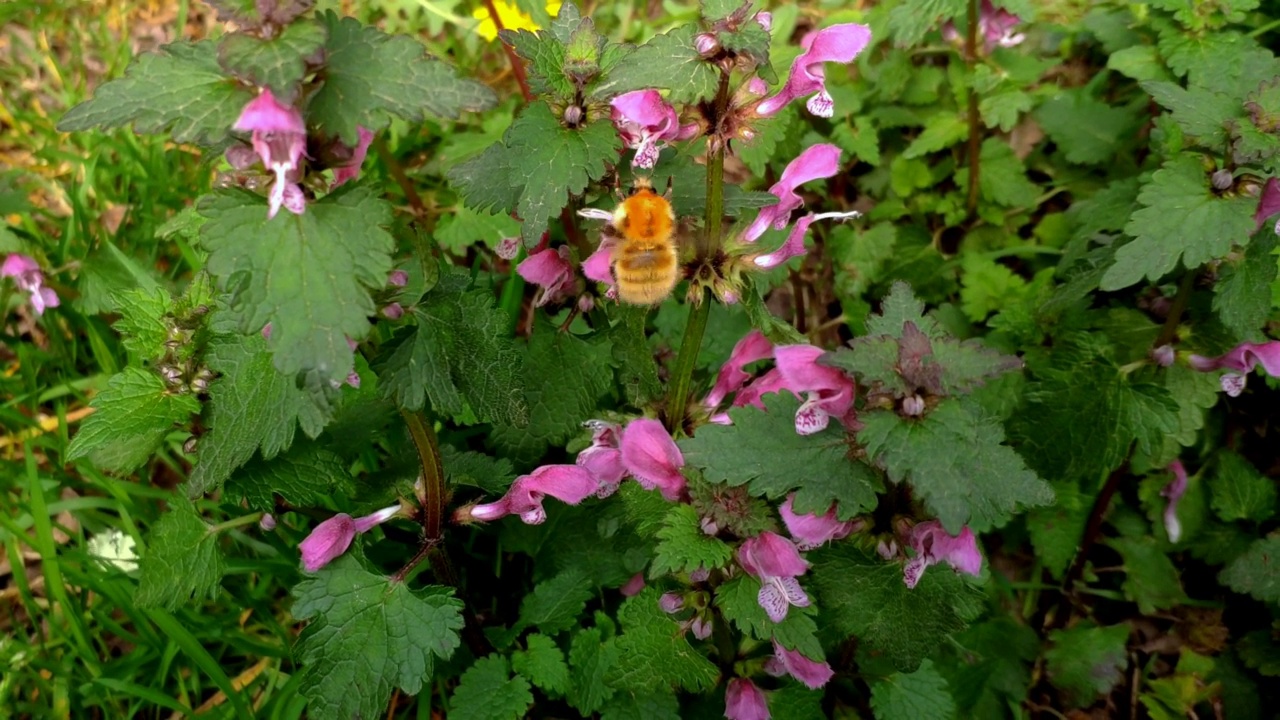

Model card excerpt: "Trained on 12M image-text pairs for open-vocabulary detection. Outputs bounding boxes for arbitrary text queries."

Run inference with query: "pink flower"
[387,269,409,287]
[610,90,700,169]
[517,246,576,307]
[705,330,775,409]
[774,344,856,434]
[620,572,646,597]
[942,1,1025,52]
[495,236,521,260]
[725,678,770,720]
[738,531,810,622]
[1161,460,1189,543]
[660,592,685,613]
[743,144,843,243]
[576,420,627,497]
[331,126,374,188]
[233,89,308,218]
[299,504,402,571]
[459,464,599,525]
[689,616,713,640]
[382,302,404,320]
[1255,178,1280,234]
[779,494,857,550]
[582,240,616,289]
[902,520,983,589]
[620,418,687,501]
[756,24,873,118]
[259,513,277,531]
[752,211,860,268]
[1151,344,1175,368]
[1188,341,1280,397]
[1,254,59,315]
[764,642,834,689]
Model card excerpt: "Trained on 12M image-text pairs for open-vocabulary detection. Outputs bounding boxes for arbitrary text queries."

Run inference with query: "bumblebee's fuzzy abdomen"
[613,243,679,305]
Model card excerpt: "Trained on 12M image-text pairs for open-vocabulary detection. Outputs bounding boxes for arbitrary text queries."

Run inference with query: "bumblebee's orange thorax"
[613,189,675,246]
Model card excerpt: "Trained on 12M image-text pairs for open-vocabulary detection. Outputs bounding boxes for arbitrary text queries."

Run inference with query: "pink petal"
[725,678,770,720]
[772,642,834,689]
[234,89,306,135]
[1222,373,1247,396]
[690,616,712,640]
[332,126,374,188]
[582,241,616,285]
[738,531,809,579]
[462,465,599,524]
[907,520,983,583]
[299,514,358,571]
[576,424,627,497]
[620,418,687,501]
[660,592,685,613]
[743,144,843,243]
[902,555,928,589]
[387,269,409,287]
[1,253,40,278]
[352,504,401,533]
[1161,460,1188,543]
[780,494,855,550]
[32,286,60,315]
[517,246,576,306]
[735,368,792,410]
[1256,178,1280,232]
[705,330,775,408]
[752,215,817,268]
[755,24,873,118]
[620,572,646,597]
[758,578,790,622]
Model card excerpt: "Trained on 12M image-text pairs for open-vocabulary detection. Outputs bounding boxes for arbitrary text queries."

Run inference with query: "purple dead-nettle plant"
[901,520,984,589]
[454,464,600,525]
[610,89,700,169]
[1189,341,1280,396]
[755,23,873,118]
[738,531,812,622]
[233,89,309,218]
[942,0,1025,52]
[299,504,404,572]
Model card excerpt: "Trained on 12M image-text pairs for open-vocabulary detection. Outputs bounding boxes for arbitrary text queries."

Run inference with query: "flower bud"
[495,236,521,260]
[902,394,925,416]
[1211,169,1233,191]
[695,33,720,56]
[563,104,585,128]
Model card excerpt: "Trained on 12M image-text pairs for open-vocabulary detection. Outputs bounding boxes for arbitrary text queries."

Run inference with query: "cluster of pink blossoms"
[230,89,374,219]
[2,254,59,316]
[703,329,857,435]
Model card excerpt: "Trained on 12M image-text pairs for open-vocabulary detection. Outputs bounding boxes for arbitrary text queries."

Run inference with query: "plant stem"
[481,0,533,102]
[208,512,265,535]
[964,0,982,218]
[664,137,725,433]
[401,409,446,542]
[372,137,428,219]
[1155,268,1196,348]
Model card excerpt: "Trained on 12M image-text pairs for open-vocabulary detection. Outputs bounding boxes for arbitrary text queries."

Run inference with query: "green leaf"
[376,281,527,426]
[962,138,1040,209]
[1220,537,1280,603]
[1035,90,1134,165]
[979,90,1033,132]
[308,12,496,143]
[187,332,332,495]
[112,288,173,362]
[1210,450,1277,524]
[902,114,968,159]
[490,325,611,458]
[67,368,200,474]
[1044,623,1130,705]
[568,626,619,714]
[592,25,719,103]
[716,575,824,660]
[1101,154,1256,290]
[600,691,681,720]
[224,440,354,512]
[512,633,571,695]
[293,556,464,719]
[518,570,594,635]
[679,394,881,520]
[1107,45,1173,83]
[1109,536,1187,614]
[450,655,535,720]
[859,399,1053,533]
[58,41,254,144]
[886,0,965,46]
[198,187,394,383]
[135,496,226,610]
[442,446,517,494]
[1214,229,1278,338]
[450,105,619,245]
[216,22,327,98]
[1238,629,1280,676]
[830,115,881,167]
[651,504,734,576]
[1012,337,1182,483]
[809,545,983,672]
[1143,81,1240,147]
[607,588,718,693]
[870,660,958,720]
[608,306,663,408]
[1026,480,1089,580]
[434,204,522,254]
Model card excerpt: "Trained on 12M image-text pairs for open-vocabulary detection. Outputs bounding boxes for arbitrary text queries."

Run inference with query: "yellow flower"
[472,1,562,42]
